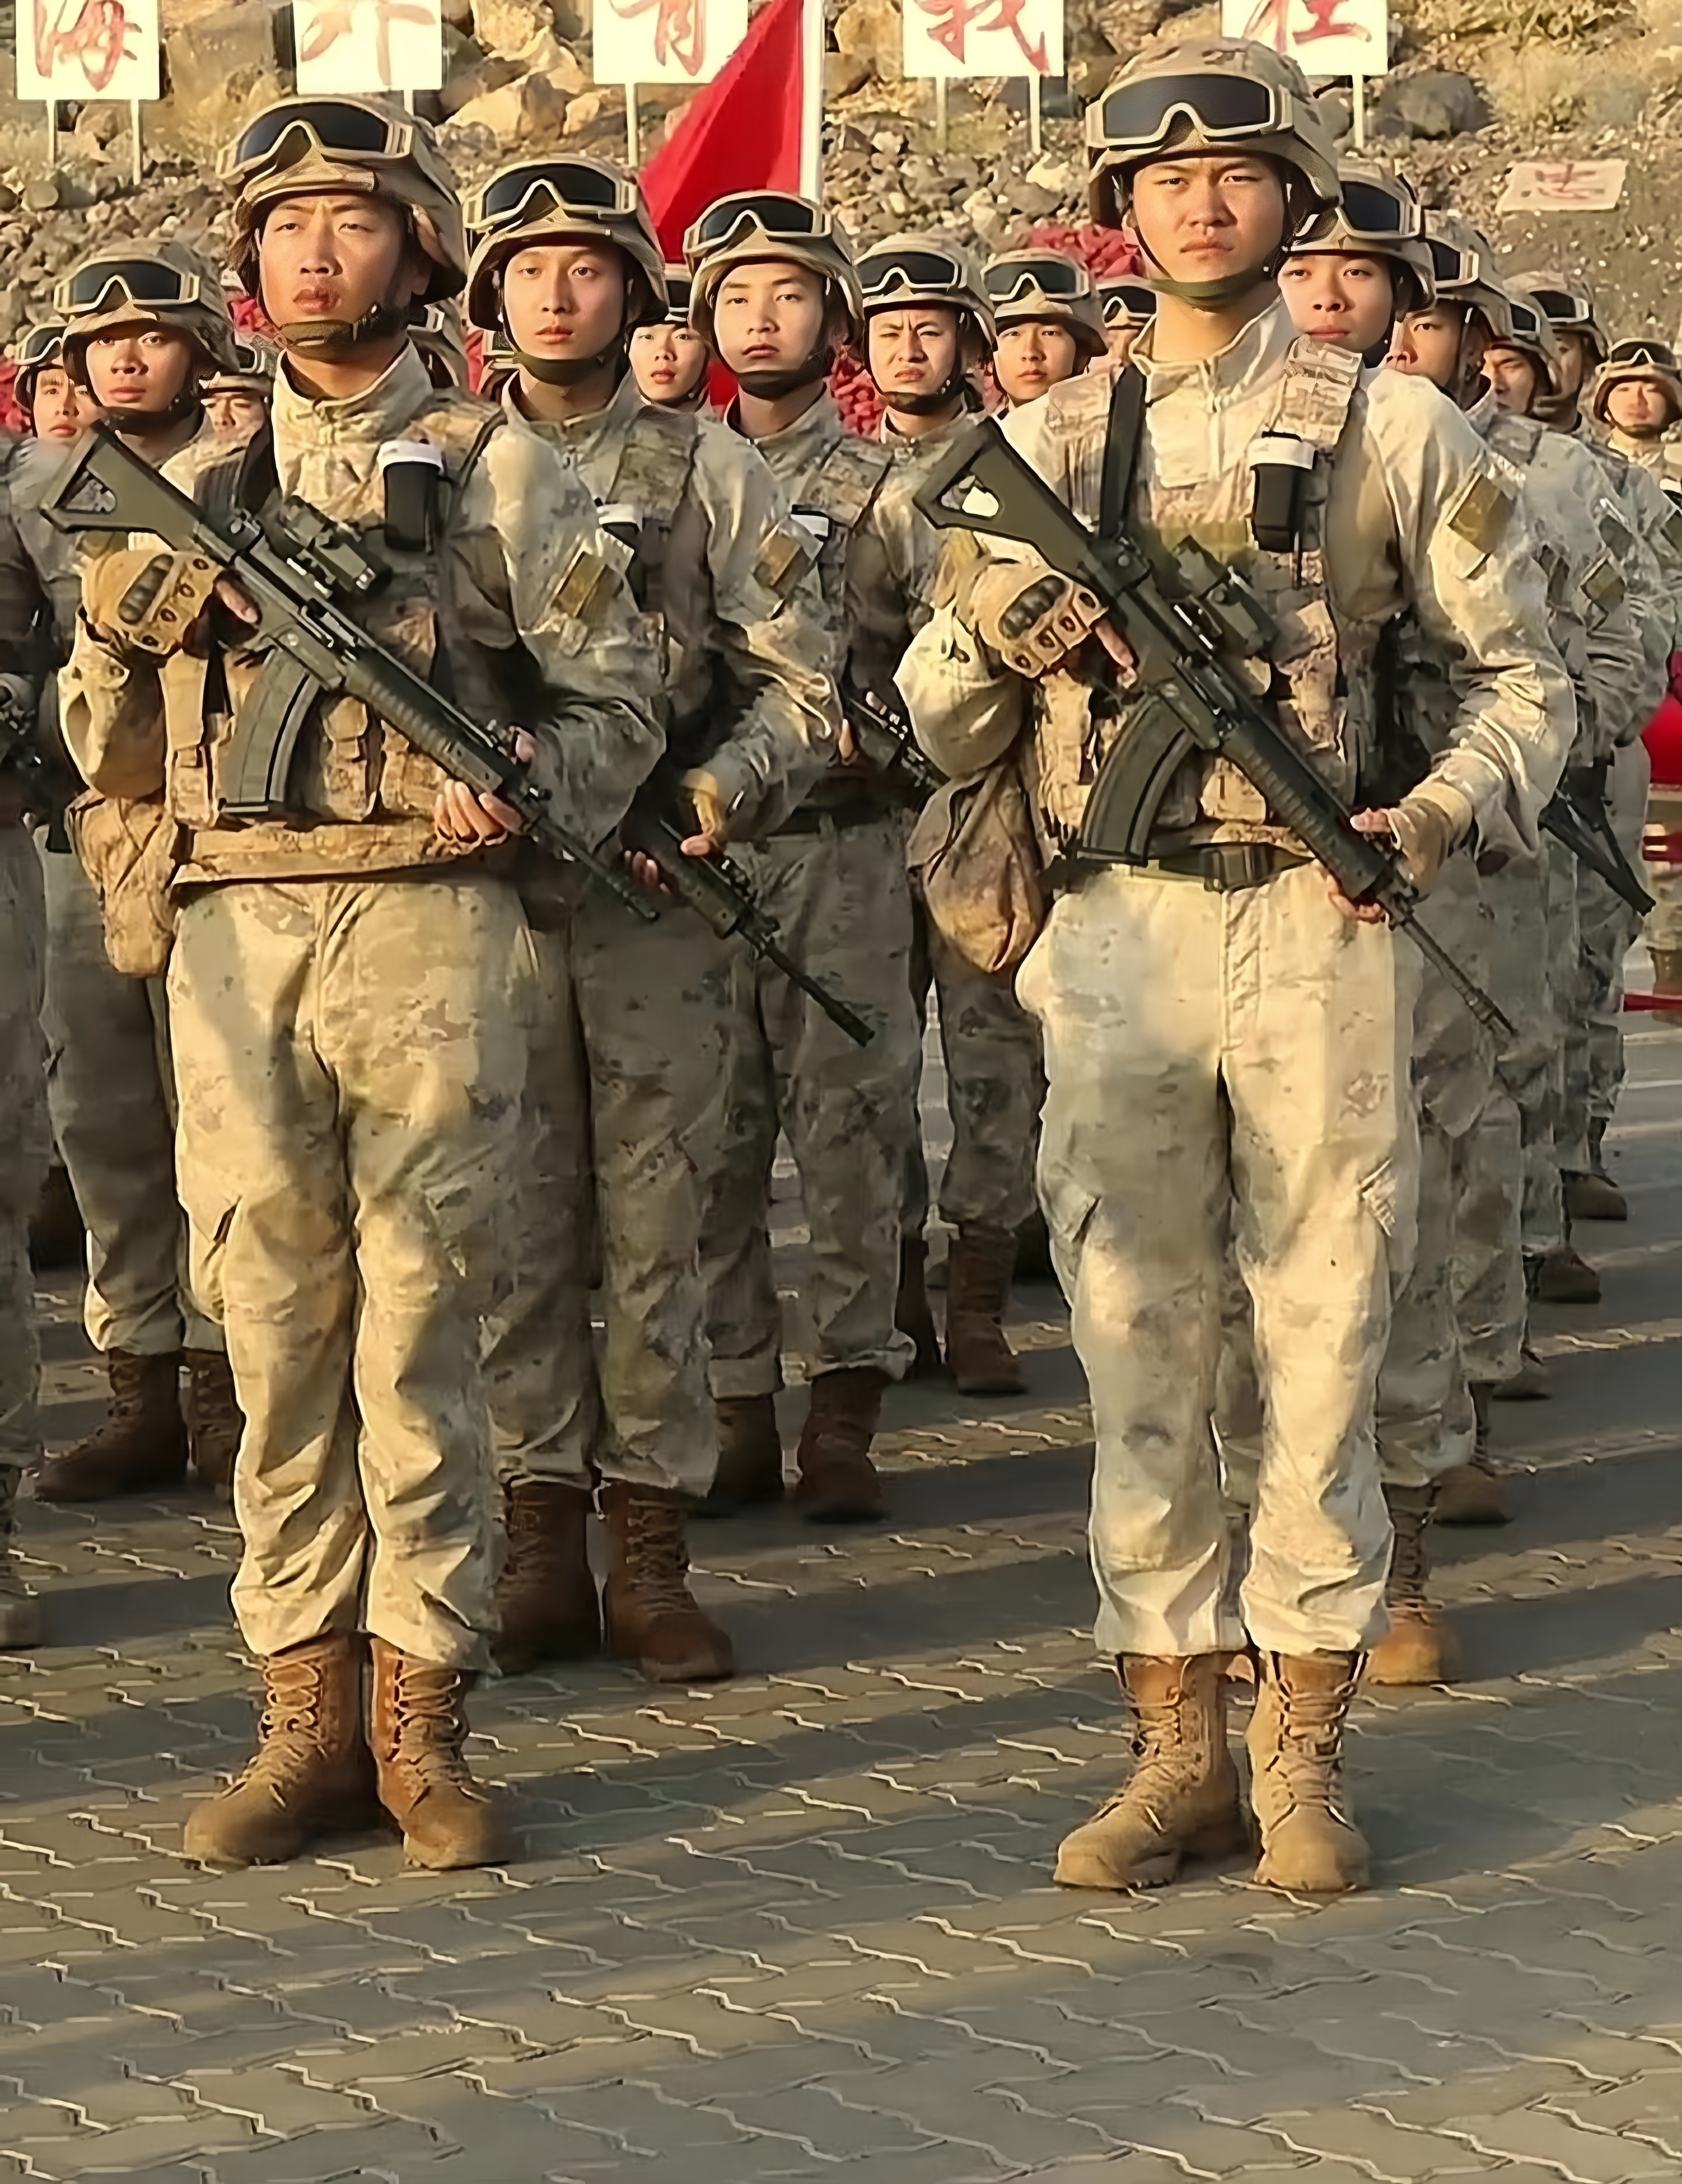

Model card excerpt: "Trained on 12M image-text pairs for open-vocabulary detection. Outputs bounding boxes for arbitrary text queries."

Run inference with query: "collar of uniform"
[731,386,843,463]
[503,366,643,460]
[1131,298,1293,406]
[272,341,435,455]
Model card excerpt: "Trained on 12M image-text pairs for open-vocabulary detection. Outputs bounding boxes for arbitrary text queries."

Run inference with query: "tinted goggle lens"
[984,257,1085,305]
[1526,287,1591,325]
[1100,282,1155,323]
[1607,338,1674,369]
[860,248,964,299]
[1095,73,1280,150]
[60,260,198,311]
[690,193,824,254]
[1336,177,1415,241]
[229,101,403,168]
[15,323,66,367]
[469,162,629,230]
[1425,236,1478,288]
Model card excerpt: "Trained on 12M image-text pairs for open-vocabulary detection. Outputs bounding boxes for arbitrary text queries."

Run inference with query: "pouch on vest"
[378,440,447,555]
[1246,435,1316,555]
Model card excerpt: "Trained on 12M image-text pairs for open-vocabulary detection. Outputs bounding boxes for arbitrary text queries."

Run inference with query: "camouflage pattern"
[1452,1069,1526,1390]
[900,302,1571,1657]
[0,825,48,1468]
[1648,784,1682,956]
[484,376,835,1497]
[1568,738,1651,1155]
[1523,837,1580,1253]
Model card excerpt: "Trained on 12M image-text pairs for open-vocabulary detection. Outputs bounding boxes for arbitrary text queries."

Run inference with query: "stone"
[514,29,586,85]
[161,1,289,152]
[471,0,556,57]
[0,187,16,215]
[1316,86,1354,140]
[1381,69,1489,141]
[826,51,871,98]
[564,90,609,135]
[1025,154,1076,194]
[22,179,60,213]
[834,0,904,85]
[446,64,577,145]
[960,187,1009,246]
[76,105,125,148]
[440,49,525,118]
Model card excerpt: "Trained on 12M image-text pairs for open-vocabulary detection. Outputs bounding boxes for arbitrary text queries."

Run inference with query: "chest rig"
[590,403,700,635]
[787,432,896,629]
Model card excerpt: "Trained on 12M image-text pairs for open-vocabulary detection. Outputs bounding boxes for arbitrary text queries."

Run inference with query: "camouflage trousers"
[484,891,730,1500]
[1021,863,1417,1660]
[904,888,1045,1240]
[169,875,531,1672]
[702,815,920,1397]
[1561,741,1650,1163]
[1515,843,1578,1259]
[0,825,49,1469]
[1644,781,1682,953]
[40,843,220,1357]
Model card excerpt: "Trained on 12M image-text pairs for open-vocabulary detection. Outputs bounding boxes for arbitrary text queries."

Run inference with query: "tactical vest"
[589,401,701,677]
[787,432,897,633]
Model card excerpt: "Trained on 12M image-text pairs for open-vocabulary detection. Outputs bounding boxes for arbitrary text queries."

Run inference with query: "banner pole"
[1028,71,1042,156]
[627,85,641,167]
[46,103,57,166]
[799,0,824,200]
[1352,72,1366,150]
[934,76,948,154]
[131,100,144,188]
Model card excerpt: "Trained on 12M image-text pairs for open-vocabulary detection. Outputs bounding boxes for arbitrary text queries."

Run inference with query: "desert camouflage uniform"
[482,372,835,1499]
[702,391,929,1397]
[899,308,1571,1658]
[1604,427,1682,968]
[61,346,660,1671]
[0,822,48,1470]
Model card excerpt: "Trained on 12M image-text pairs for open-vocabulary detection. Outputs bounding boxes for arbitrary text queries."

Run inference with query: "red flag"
[641,0,807,259]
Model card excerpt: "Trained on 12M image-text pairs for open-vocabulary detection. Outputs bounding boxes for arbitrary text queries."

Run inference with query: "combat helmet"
[857,233,996,347]
[1096,276,1157,331]
[982,250,1107,360]
[1287,166,1436,318]
[1509,271,1608,366]
[410,302,472,391]
[220,96,467,313]
[684,192,865,348]
[1085,38,1339,303]
[1421,212,1514,342]
[10,321,70,413]
[202,331,280,400]
[1591,336,1682,429]
[461,155,666,375]
[1491,284,1565,399]
[55,242,240,403]
[657,265,699,329]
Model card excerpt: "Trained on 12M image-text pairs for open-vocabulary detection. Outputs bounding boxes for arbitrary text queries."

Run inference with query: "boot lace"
[386,1657,480,1795]
[238,1655,328,1797]
[623,1495,696,1619]
[1269,1667,1357,1815]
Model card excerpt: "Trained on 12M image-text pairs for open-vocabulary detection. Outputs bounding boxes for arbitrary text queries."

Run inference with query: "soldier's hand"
[433,729,535,845]
[971,563,1119,680]
[1327,810,1396,924]
[626,850,678,897]
[679,767,733,856]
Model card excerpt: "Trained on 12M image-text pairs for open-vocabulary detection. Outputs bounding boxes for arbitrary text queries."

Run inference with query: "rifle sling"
[1097,366,1146,549]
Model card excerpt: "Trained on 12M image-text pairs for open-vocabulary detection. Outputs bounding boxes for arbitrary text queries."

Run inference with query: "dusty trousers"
[1565,740,1650,1155]
[1020,863,1417,1661]
[484,888,731,1500]
[1,826,49,1467]
[39,842,220,1357]
[168,875,531,1672]
[702,815,920,1397]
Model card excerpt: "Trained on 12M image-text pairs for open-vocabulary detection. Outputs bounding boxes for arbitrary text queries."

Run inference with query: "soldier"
[1095,275,1156,367]
[60,95,661,1871]
[983,250,1109,407]
[23,248,245,1508]
[12,323,100,445]
[410,299,472,390]
[461,155,835,1676]
[629,266,714,412]
[854,233,1044,1395]
[201,332,278,435]
[684,192,929,1520]
[899,42,1569,1893]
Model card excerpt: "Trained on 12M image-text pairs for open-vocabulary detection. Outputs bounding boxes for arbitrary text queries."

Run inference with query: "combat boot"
[1494,1337,1551,1400]
[27,1162,82,1272]
[1562,1121,1627,1223]
[1652,946,1682,998]
[1532,1240,1601,1304]
[493,1480,600,1673]
[184,1349,243,1497]
[1366,1488,1461,1687]
[1248,1652,1369,1894]
[34,1349,188,1502]
[944,1226,1027,1398]
[895,1236,948,1381]
[183,1634,377,1869]
[793,1367,885,1524]
[696,1394,784,1517]
[1055,1654,1247,1889]
[369,1637,512,1870]
[601,1481,734,1683]
[0,1468,44,1651]
[1435,1382,1511,1525]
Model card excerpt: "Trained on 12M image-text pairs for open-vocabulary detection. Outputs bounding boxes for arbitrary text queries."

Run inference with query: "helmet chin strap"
[117,390,203,435]
[883,377,966,418]
[736,349,832,401]
[276,297,411,362]
[515,342,622,386]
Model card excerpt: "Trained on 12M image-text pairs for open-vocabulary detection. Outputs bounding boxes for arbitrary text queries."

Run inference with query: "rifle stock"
[1541,771,1655,916]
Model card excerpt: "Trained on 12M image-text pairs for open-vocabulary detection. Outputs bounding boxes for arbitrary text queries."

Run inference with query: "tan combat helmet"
[1096,276,1157,331]
[10,320,70,412]
[1491,284,1566,397]
[683,192,866,349]
[1287,165,1436,317]
[220,95,467,307]
[202,331,280,400]
[1085,37,1339,302]
[982,250,1108,360]
[856,232,996,348]
[1509,270,1609,366]
[656,265,698,329]
[1421,211,1514,342]
[1591,336,1682,430]
[55,242,241,387]
[461,156,666,343]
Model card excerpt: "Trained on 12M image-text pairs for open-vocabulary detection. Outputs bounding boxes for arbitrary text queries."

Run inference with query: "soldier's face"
[1605,379,1673,437]
[1279,251,1394,353]
[995,319,1080,404]
[629,321,710,404]
[30,364,97,442]
[712,262,828,377]
[205,389,269,436]
[867,308,960,402]
[1482,345,1541,415]
[1554,329,1591,401]
[258,193,426,335]
[1389,307,1466,391]
[502,241,628,366]
[1128,155,1288,289]
[84,326,197,415]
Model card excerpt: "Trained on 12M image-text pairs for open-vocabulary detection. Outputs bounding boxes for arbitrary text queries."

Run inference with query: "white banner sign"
[1219,0,1386,82]
[594,0,748,85]
[17,0,161,101]
[294,0,445,93]
[902,0,1063,81]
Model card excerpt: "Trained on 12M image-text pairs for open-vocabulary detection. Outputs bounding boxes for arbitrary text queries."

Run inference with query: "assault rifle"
[841,676,944,809]
[0,690,58,817]
[912,410,1513,1040]
[620,782,874,1046]
[1542,764,1654,916]
[43,424,657,924]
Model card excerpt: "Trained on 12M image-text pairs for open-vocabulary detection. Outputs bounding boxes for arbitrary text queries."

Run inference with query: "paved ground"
[3,1005,1682,2184]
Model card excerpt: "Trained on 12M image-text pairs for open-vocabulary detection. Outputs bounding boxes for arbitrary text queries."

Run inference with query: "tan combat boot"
[1248,1652,1369,1894]
[601,1481,734,1682]
[183,1349,243,1498]
[369,1637,512,1870]
[1366,1488,1462,1687]
[1532,1239,1601,1304]
[35,1350,188,1502]
[184,1634,377,1869]
[1435,1382,1511,1526]
[493,1480,600,1674]
[1652,945,1682,998]
[0,1468,44,1651]
[1562,1125,1627,1224]
[696,1394,785,1517]
[1054,1655,1248,1890]
[944,1226,1027,1398]
[895,1235,948,1381]
[793,1367,885,1524]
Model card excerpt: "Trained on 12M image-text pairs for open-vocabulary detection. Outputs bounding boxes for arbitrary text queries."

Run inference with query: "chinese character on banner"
[294,0,445,92]
[594,0,749,85]
[1219,0,1387,84]
[903,0,1063,80]
[17,0,161,100]
[1496,159,1626,215]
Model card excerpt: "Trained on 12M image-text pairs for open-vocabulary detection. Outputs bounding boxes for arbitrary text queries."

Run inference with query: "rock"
[446,64,577,145]
[826,50,872,99]
[834,0,904,86]
[161,1,289,152]
[22,179,60,213]
[872,128,907,156]
[1003,177,1062,220]
[960,187,1009,246]
[1025,154,1075,194]
[1316,87,1354,140]
[514,29,586,86]
[441,49,524,117]
[76,105,125,148]
[0,186,17,215]
[442,0,475,23]
[471,0,556,58]
[564,90,608,135]
[1381,70,1489,142]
